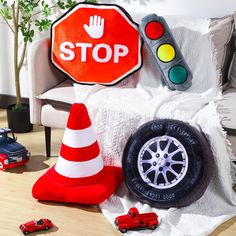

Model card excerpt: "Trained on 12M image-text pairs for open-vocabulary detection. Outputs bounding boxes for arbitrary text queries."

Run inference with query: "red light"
[145,21,164,40]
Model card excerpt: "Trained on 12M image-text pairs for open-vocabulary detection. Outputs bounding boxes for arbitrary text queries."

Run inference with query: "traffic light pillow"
[51,3,142,86]
[139,14,193,91]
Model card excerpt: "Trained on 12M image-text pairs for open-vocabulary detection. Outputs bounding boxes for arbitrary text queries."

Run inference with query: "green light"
[169,66,187,84]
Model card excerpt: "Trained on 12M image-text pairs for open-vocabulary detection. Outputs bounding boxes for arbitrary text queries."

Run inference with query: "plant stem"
[18,23,30,70]
[18,40,27,70]
[12,0,21,106]
[1,15,14,33]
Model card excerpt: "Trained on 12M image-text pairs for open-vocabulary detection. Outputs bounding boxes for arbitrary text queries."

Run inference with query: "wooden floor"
[0,109,236,236]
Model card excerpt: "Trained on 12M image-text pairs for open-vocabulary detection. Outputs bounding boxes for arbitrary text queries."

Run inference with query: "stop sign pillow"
[51,3,142,85]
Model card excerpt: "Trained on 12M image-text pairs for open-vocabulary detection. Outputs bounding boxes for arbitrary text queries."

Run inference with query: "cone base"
[32,165,123,205]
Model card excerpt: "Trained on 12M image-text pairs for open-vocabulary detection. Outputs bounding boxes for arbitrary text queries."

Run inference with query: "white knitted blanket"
[73,15,236,236]
[98,97,236,236]
[74,83,236,236]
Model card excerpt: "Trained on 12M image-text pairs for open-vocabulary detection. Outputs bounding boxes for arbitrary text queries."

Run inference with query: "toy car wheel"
[114,219,118,226]
[24,230,30,235]
[150,224,157,230]
[0,162,5,170]
[45,226,49,230]
[122,119,214,208]
[120,228,127,233]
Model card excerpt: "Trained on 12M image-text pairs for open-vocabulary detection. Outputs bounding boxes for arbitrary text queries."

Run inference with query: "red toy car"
[114,207,159,233]
[19,219,53,235]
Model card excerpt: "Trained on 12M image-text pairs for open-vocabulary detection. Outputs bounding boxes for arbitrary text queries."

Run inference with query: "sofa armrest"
[28,37,66,125]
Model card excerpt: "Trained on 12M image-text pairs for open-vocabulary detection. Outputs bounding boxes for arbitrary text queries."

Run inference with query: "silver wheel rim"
[138,135,188,189]
[0,162,3,169]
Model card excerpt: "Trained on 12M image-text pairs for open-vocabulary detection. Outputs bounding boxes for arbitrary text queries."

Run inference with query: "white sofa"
[28,16,236,157]
[28,37,71,156]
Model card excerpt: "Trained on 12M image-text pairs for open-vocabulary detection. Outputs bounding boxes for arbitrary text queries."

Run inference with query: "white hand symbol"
[83,15,104,39]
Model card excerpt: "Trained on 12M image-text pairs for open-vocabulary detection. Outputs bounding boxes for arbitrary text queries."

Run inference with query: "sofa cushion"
[37,71,140,110]
[37,79,74,109]
[229,52,236,88]
[41,104,69,129]
[217,88,236,134]
[210,15,234,85]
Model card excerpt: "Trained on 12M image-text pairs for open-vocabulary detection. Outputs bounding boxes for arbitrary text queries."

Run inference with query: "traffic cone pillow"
[32,103,123,204]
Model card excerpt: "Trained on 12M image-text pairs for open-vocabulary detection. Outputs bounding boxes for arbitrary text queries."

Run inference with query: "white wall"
[1,0,236,98]
[110,0,236,18]
[0,22,13,96]
[0,21,30,97]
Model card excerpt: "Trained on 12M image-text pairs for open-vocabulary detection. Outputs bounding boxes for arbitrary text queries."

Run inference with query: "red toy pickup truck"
[114,207,159,233]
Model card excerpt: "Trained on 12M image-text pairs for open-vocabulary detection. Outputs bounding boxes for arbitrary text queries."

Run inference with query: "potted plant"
[0,0,96,133]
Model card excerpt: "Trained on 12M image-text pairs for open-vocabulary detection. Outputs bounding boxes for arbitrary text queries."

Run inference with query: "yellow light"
[157,44,176,62]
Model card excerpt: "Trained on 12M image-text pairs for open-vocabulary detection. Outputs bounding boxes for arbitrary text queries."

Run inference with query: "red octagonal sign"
[51,3,142,85]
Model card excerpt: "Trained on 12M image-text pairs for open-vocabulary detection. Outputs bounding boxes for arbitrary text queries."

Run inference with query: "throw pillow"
[51,2,142,86]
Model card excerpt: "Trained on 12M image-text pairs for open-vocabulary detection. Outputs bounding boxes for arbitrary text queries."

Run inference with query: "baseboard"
[0,94,29,109]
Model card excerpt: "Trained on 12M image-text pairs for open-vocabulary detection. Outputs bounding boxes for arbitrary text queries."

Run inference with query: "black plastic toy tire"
[122,119,214,208]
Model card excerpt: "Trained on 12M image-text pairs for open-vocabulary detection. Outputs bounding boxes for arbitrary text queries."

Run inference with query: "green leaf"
[30,30,34,37]
[6,14,12,20]
[57,0,65,9]
[20,25,26,35]
[65,0,77,9]
[20,3,34,20]
[0,0,7,6]
[0,6,12,20]
[35,18,52,32]
[42,4,51,17]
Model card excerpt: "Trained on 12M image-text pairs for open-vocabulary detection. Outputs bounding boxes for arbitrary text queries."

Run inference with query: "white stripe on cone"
[63,126,97,148]
[55,154,104,178]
